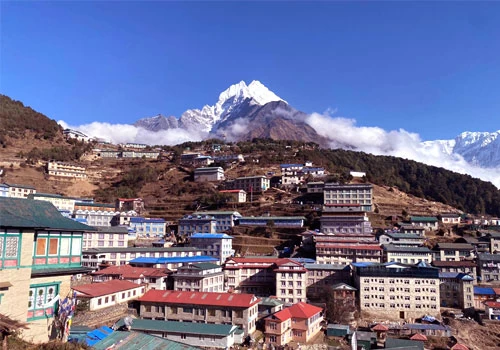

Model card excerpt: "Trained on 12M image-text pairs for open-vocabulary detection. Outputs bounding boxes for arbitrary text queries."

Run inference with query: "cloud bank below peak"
[58,113,500,189]
[304,112,500,188]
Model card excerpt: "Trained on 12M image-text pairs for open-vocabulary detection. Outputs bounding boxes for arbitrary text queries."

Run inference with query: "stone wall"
[73,303,132,328]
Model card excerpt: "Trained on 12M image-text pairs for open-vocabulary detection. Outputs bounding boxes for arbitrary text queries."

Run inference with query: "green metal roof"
[0,197,94,231]
[93,330,202,350]
[115,318,238,336]
[410,216,438,222]
[75,202,115,208]
[189,263,221,270]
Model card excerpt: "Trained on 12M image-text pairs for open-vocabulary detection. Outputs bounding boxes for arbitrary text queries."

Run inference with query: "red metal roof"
[73,280,143,297]
[451,344,469,350]
[92,264,170,278]
[431,260,476,267]
[219,190,245,193]
[271,302,322,321]
[410,333,428,341]
[484,300,500,308]
[139,290,260,308]
[371,323,389,332]
[316,244,382,250]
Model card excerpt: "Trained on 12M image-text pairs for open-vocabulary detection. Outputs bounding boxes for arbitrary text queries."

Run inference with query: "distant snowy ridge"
[423,130,500,168]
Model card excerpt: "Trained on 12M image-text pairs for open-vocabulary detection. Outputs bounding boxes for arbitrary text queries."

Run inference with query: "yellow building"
[0,197,92,344]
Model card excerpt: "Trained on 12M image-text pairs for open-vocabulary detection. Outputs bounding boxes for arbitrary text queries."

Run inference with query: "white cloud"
[58,120,202,146]
[59,114,500,188]
[304,112,500,188]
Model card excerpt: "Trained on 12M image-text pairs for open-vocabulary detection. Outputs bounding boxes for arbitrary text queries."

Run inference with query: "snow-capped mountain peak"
[217,80,285,107]
[179,80,286,133]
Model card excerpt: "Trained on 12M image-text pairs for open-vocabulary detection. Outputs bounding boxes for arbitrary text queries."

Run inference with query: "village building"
[28,193,77,212]
[112,318,240,349]
[194,211,242,232]
[320,210,373,234]
[225,175,270,192]
[138,290,260,336]
[219,189,247,202]
[129,217,167,238]
[238,216,305,228]
[129,255,219,271]
[0,197,92,343]
[378,232,425,246]
[74,209,119,227]
[47,160,87,179]
[91,264,170,290]
[314,235,382,265]
[409,216,439,231]
[323,183,373,212]
[432,243,475,262]
[82,226,129,249]
[431,260,477,283]
[172,263,225,292]
[189,233,234,264]
[439,272,474,309]
[194,167,225,182]
[477,253,500,282]
[304,264,351,300]
[441,213,462,224]
[264,302,323,347]
[178,214,217,236]
[473,286,496,310]
[484,300,500,320]
[82,247,202,270]
[116,197,145,214]
[383,245,433,264]
[307,181,325,193]
[399,225,426,236]
[224,257,308,303]
[280,162,326,186]
[73,280,146,311]
[3,183,36,198]
[353,262,440,320]
[63,128,90,142]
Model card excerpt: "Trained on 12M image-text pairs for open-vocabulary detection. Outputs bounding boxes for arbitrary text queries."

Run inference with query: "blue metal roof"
[439,272,474,280]
[130,255,218,264]
[131,217,166,223]
[68,326,114,346]
[280,163,303,168]
[474,286,495,295]
[191,233,233,239]
[404,324,450,331]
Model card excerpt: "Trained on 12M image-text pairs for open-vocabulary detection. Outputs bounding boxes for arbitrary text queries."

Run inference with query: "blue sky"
[1,1,500,141]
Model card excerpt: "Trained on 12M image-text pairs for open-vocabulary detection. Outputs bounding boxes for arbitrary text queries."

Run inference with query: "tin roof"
[0,197,94,231]
[139,290,259,308]
[114,318,238,336]
[93,330,202,350]
[73,280,144,297]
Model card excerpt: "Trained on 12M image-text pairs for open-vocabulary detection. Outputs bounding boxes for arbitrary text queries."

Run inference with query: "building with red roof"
[264,302,323,346]
[91,264,170,290]
[137,290,260,336]
[219,189,247,203]
[73,280,146,311]
[484,300,500,320]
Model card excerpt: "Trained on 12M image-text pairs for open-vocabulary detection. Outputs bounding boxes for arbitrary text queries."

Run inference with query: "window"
[36,237,47,255]
[49,238,58,255]
[183,307,193,313]
[0,231,21,266]
[27,283,59,320]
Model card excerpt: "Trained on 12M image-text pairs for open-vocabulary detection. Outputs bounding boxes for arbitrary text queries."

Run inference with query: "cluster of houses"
[2,157,500,349]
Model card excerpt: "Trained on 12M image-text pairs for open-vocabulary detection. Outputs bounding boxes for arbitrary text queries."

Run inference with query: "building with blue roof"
[439,272,474,309]
[190,233,234,264]
[129,255,218,270]
[130,217,167,237]
[474,286,496,310]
